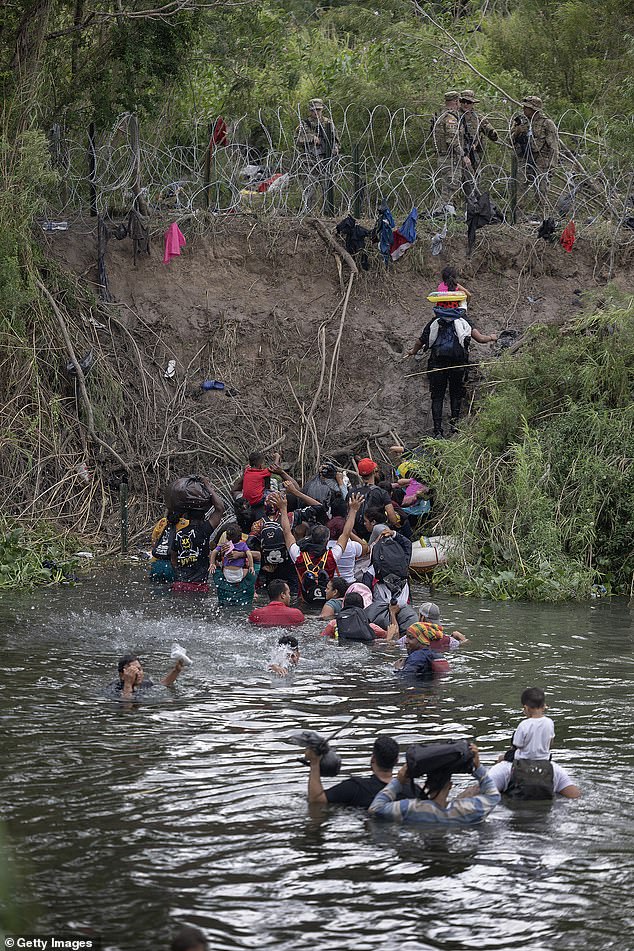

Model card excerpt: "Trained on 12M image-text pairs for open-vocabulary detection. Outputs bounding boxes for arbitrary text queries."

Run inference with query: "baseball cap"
[357,458,379,476]
[418,601,442,622]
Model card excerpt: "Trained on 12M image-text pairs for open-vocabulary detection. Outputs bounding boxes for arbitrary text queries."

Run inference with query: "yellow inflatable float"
[426,291,467,304]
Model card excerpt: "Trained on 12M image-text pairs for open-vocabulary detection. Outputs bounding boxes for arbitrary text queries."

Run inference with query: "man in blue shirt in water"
[369,744,500,825]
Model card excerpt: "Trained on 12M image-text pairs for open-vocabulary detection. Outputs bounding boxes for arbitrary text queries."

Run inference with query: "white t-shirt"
[487,760,574,795]
[288,542,343,565]
[513,716,555,759]
[328,539,361,582]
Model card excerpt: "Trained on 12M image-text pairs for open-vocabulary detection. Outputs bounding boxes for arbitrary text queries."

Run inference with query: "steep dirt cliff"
[33,213,632,542]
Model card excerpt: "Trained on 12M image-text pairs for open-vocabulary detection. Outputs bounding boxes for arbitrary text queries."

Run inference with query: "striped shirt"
[368,765,500,826]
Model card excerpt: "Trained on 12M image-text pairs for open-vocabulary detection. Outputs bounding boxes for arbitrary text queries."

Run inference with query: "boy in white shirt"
[507,686,555,761]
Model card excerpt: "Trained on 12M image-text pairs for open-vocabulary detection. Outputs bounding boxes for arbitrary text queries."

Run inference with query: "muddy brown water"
[0,570,633,951]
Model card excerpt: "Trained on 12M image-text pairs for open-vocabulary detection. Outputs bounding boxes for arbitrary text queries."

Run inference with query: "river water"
[0,570,632,951]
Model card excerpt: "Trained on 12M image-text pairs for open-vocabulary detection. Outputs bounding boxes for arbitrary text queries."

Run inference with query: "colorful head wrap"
[407,621,444,646]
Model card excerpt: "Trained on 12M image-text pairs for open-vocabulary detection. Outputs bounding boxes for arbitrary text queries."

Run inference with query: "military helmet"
[444,90,460,101]
[309,98,325,110]
[521,95,543,110]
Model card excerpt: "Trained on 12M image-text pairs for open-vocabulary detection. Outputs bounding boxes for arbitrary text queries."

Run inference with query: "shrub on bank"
[0,521,80,589]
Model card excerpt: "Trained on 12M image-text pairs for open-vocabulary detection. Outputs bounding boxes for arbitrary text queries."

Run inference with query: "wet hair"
[328,577,349,598]
[310,524,330,547]
[166,510,183,525]
[225,523,242,543]
[278,634,299,650]
[248,451,266,468]
[117,653,139,675]
[364,506,386,526]
[344,592,364,608]
[521,686,546,709]
[171,925,209,951]
[372,736,400,771]
[268,579,290,601]
[330,496,347,518]
[391,485,405,505]
[441,266,458,291]
[423,768,453,797]
[312,504,328,525]
[187,509,207,521]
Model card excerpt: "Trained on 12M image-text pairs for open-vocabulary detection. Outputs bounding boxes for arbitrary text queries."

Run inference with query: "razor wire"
[44,102,634,244]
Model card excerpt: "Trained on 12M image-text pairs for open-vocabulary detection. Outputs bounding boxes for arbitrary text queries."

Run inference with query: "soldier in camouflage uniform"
[459,89,499,188]
[510,95,560,220]
[295,98,340,214]
[433,91,466,214]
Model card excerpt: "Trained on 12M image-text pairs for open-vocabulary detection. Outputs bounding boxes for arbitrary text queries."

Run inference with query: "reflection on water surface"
[0,571,632,950]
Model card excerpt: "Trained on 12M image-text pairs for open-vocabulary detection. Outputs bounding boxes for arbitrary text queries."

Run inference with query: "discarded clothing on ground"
[431,225,447,256]
[163,222,186,264]
[560,219,576,253]
[537,218,557,242]
[466,192,501,253]
[376,204,418,264]
[336,215,371,270]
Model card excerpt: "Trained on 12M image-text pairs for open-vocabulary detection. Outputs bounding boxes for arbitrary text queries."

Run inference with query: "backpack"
[302,475,341,509]
[336,606,375,643]
[300,551,332,603]
[260,518,288,567]
[505,759,554,801]
[152,522,176,560]
[371,533,411,581]
[354,485,387,536]
[430,312,467,362]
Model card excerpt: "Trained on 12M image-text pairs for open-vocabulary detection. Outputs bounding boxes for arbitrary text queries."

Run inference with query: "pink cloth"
[163,223,186,264]
[437,281,449,292]
[345,582,373,608]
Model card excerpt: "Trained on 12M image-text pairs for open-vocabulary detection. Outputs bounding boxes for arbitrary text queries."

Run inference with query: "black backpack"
[430,311,467,362]
[152,522,177,560]
[300,551,331,603]
[336,606,375,643]
[259,519,288,567]
[371,533,411,581]
[505,759,554,801]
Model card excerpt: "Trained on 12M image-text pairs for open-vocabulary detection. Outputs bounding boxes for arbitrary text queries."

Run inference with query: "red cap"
[357,458,378,476]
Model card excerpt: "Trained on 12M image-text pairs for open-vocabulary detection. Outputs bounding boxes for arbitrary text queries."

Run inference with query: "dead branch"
[308,219,359,275]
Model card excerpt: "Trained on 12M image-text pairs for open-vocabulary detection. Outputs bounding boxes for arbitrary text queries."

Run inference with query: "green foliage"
[410,297,634,600]
[90,12,206,126]
[0,127,57,321]
[0,520,80,589]
[484,0,634,111]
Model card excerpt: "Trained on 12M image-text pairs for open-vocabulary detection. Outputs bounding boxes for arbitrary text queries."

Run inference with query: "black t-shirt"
[173,521,212,582]
[325,774,387,808]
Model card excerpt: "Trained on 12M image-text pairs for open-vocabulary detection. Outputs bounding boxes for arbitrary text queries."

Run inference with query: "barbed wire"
[45,102,634,245]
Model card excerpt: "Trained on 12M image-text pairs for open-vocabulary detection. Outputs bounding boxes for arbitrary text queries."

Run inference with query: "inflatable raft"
[410,536,457,574]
